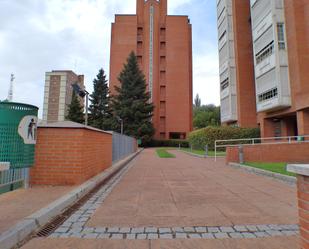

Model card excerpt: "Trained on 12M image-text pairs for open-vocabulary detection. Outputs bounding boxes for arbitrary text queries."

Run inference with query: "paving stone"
[131,227,145,234]
[69,233,83,238]
[229,233,243,238]
[59,233,71,238]
[268,225,282,231]
[137,234,147,240]
[126,234,136,240]
[195,227,207,233]
[69,227,83,233]
[95,227,106,233]
[78,217,89,222]
[220,226,235,233]
[82,227,95,234]
[159,228,172,234]
[172,227,184,233]
[111,234,123,239]
[234,225,248,232]
[246,225,258,232]
[84,233,98,239]
[254,232,269,238]
[55,227,69,233]
[257,225,270,231]
[241,232,256,238]
[283,224,299,230]
[119,227,131,233]
[214,233,229,239]
[61,222,73,227]
[281,230,298,236]
[201,233,215,239]
[184,227,196,232]
[49,233,61,238]
[145,227,157,233]
[175,233,187,239]
[108,227,120,233]
[98,233,111,239]
[147,233,159,239]
[207,227,220,233]
[266,230,284,236]
[71,222,85,228]
[159,233,173,239]
[188,233,201,239]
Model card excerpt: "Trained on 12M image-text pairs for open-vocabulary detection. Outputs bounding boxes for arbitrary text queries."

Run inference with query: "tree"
[112,51,155,143]
[89,69,113,130]
[66,92,85,124]
[194,93,201,108]
[193,104,221,129]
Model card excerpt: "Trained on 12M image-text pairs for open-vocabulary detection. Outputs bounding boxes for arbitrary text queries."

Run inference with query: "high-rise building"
[42,70,84,123]
[109,0,193,139]
[217,0,257,127]
[217,0,309,138]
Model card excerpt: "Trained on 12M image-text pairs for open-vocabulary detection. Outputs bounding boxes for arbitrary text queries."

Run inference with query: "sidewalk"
[0,186,73,234]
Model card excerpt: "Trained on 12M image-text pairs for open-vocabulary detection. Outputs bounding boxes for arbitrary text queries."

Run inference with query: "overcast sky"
[0,0,219,117]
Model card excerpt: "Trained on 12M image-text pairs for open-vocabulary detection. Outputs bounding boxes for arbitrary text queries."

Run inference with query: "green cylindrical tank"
[0,102,39,169]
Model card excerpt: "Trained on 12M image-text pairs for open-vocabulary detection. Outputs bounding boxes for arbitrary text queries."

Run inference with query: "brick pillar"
[297,110,309,136]
[260,118,275,138]
[288,165,309,249]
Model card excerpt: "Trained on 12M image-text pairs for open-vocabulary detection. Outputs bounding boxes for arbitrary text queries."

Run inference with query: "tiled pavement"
[21,149,300,248]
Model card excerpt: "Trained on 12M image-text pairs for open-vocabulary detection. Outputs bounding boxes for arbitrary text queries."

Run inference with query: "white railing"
[215,135,309,161]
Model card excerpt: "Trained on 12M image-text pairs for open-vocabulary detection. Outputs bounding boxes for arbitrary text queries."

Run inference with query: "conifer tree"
[66,92,85,124]
[89,69,113,130]
[112,51,155,143]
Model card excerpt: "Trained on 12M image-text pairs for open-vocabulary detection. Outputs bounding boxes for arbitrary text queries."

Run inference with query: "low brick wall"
[30,123,113,185]
[226,143,309,164]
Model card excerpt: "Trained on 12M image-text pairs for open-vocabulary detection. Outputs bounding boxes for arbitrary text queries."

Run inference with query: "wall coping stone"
[287,164,309,176]
[38,121,112,135]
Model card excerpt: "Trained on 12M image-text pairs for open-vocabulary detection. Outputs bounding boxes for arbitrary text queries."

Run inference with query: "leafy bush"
[145,139,189,148]
[188,126,260,151]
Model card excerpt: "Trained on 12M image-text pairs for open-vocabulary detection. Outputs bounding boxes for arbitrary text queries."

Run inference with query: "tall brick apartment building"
[42,70,84,123]
[109,0,193,140]
[217,0,309,138]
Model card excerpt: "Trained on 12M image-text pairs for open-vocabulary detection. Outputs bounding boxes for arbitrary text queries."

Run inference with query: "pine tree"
[112,51,155,143]
[89,69,113,130]
[66,92,85,124]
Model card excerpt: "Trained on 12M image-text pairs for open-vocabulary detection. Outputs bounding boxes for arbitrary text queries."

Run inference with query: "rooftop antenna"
[7,74,15,102]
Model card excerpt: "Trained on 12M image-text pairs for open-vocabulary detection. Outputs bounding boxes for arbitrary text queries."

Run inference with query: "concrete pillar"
[288,164,309,249]
[297,110,309,136]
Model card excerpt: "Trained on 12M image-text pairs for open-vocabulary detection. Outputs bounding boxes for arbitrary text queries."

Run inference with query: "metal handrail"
[214,135,309,161]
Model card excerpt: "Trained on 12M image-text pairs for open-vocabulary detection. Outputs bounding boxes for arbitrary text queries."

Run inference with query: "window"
[277,23,286,50]
[219,30,226,42]
[255,41,274,64]
[220,78,229,91]
[258,88,278,102]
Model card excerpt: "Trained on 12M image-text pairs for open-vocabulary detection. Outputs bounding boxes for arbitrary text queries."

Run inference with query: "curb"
[229,162,296,185]
[0,149,142,249]
[178,149,225,159]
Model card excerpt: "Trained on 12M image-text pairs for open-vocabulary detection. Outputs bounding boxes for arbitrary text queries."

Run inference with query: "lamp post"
[116,116,123,135]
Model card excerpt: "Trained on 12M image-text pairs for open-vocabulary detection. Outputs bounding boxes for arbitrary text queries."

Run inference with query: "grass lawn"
[156,148,176,158]
[180,148,226,157]
[244,162,296,177]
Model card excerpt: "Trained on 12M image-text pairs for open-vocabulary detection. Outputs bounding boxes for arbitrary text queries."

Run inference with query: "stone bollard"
[287,164,309,249]
[238,145,244,164]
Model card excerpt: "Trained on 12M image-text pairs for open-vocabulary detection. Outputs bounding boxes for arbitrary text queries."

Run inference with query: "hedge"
[145,139,190,148]
[188,126,260,151]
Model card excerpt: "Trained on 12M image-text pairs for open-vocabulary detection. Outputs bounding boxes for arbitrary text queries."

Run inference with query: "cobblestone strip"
[51,224,299,240]
[49,160,300,240]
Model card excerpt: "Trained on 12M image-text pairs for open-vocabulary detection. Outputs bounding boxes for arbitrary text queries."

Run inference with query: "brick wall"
[297,175,309,249]
[226,143,309,164]
[30,127,113,185]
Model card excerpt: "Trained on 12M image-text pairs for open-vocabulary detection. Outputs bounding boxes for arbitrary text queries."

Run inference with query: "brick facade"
[109,0,192,139]
[30,126,112,186]
[226,143,309,164]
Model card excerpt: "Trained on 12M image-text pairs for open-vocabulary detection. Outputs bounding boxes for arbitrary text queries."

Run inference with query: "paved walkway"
[0,185,73,234]
[20,149,300,248]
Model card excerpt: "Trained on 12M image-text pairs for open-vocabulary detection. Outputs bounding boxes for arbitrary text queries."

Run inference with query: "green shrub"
[145,139,189,148]
[188,126,260,151]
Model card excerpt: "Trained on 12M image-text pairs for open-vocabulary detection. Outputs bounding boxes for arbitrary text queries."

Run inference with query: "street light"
[116,116,123,135]
[72,83,89,126]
